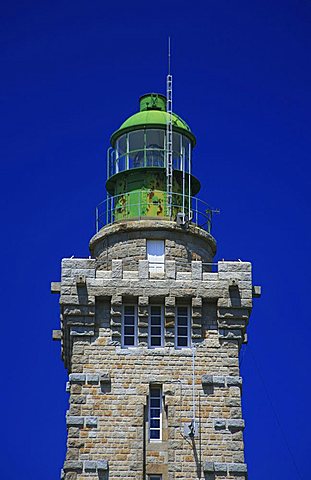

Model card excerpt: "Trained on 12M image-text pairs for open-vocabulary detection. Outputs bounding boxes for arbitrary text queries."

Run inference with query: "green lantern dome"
[110,93,196,147]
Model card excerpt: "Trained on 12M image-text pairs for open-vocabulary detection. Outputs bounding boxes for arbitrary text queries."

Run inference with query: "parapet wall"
[89,220,217,271]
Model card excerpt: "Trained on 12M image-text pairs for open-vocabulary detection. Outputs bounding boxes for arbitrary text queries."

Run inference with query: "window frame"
[175,305,191,348]
[121,304,138,348]
[148,385,162,442]
[148,305,164,349]
[146,239,165,274]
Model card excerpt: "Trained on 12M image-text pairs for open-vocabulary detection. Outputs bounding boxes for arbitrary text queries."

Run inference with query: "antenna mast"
[166,37,173,218]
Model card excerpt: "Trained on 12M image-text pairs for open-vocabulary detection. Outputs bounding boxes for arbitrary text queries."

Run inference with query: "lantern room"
[107,93,195,181]
[96,93,213,231]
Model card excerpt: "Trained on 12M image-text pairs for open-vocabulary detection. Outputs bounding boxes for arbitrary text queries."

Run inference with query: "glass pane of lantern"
[146,129,165,167]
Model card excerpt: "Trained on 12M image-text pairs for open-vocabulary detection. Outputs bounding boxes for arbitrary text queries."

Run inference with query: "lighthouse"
[52,91,259,480]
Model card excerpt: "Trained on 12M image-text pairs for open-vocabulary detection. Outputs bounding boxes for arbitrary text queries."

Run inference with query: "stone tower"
[52,92,260,480]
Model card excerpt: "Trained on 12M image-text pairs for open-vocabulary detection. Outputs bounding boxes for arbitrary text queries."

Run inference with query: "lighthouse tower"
[52,92,259,480]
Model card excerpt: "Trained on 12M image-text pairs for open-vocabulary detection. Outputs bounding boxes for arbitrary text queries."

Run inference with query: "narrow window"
[122,305,137,347]
[149,386,162,441]
[147,240,165,273]
[175,306,191,348]
[149,305,164,348]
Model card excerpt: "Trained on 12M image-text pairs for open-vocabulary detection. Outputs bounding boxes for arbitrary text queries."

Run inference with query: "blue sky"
[0,1,310,478]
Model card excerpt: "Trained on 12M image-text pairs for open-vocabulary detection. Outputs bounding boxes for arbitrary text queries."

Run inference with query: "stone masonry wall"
[89,220,216,272]
[53,252,257,480]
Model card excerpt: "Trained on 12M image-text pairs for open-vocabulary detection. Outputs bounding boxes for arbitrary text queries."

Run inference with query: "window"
[130,130,144,168]
[175,306,191,348]
[122,305,138,347]
[149,386,162,440]
[146,129,165,167]
[147,240,165,273]
[149,476,162,480]
[149,306,164,348]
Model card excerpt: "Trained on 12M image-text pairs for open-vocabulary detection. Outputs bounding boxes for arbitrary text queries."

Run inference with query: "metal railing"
[95,191,217,234]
